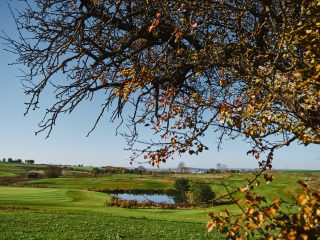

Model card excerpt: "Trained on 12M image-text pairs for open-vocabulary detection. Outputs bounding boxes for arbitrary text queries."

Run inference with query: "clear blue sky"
[0,1,319,169]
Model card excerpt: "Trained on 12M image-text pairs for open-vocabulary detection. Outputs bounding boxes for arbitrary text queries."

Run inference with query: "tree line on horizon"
[1,157,35,164]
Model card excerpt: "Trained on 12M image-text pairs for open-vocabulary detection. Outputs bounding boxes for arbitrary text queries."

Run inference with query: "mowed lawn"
[0,186,107,208]
[16,174,174,190]
[0,211,219,240]
[14,171,319,201]
[0,163,47,176]
[0,186,222,239]
[0,166,319,240]
[210,171,317,201]
[0,171,17,177]
[0,186,228,223]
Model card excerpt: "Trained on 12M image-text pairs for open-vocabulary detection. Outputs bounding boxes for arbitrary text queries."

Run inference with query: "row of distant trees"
[92,165,147,176]
[1,158,35,164]
[92,162,231,176]
[178,161,230,174]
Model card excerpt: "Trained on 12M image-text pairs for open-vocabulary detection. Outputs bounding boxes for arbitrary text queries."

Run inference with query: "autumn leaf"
[207,221,216,233]
[148,19,160,32]
[239,185,250,193]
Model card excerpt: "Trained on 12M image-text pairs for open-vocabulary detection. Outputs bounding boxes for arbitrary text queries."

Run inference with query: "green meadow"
[0,162,319,239]
[16,174,173,190]
[0,211,216,240]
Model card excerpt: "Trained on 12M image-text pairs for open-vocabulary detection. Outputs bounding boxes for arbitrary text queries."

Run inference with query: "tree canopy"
[3,0,319,167]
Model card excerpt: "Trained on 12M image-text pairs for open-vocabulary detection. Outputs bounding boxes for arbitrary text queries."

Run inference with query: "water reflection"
[112,193,175,204]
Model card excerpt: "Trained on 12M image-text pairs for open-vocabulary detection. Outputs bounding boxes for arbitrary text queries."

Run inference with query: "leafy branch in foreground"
[2,0,319,167]
[2,2,319,237]
[208,181,320,240]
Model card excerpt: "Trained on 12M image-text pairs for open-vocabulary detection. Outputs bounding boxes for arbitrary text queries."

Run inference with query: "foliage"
[25,159,35,164]
[106,196,145,208]
[101,166,130,174]
[207,181,320,239]
[5,158,23,163]
[134,165,147,173]
[173,178,190,204]
[0,157,34,164]
[43,165,62,178]
[177,162,189,173]
[26,171,41,179]
[191,183,216,205]
[91,167,101,176]
[216,163,228,173]
[173,178,216,206]
[92,166,153,175]
[2,0,319,168]
[174,178,190,192]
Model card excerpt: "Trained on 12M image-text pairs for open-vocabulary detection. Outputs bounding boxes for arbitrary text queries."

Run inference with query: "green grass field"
[0,171,17,177]
[0,162,319,239]
[0,211,219,240]
[0,186,229,223]
[0,185,221,239]
[16,174,173,190]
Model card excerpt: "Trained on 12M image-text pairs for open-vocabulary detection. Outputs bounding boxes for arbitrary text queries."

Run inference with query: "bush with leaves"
[174,178,191,192]
[191,183,216,206]
[43,165,62,178]
[26,171,41,179]
[173,179,216,206]
[91,167,101,176]
[207,181,320,239]
[173,178,190,204]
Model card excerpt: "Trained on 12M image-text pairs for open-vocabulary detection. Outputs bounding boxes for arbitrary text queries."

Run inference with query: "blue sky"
[0,1,319,169]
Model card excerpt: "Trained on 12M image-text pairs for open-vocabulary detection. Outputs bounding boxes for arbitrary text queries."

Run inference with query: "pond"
[112,193,175,204]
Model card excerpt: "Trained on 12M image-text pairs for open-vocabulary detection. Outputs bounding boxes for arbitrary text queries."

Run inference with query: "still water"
[112,193,175,204]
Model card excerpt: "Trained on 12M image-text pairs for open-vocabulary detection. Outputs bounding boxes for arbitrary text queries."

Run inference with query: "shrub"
[174,178,190,192]
[43,165,62,178]
[191,183,215,205]
[105,197,155,209]
[91,167,101,176]
[26,171,41,178]
[173,178,191,204]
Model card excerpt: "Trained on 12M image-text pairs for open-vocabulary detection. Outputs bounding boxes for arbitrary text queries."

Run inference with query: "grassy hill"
[0,162,319,239]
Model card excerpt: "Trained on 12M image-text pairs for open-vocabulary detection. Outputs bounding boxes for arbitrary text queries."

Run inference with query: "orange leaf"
[148,19,160,32]
[272,198,280,204]
[264,207,276,218]
[207,221,216,233]
[239,185,250,193]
